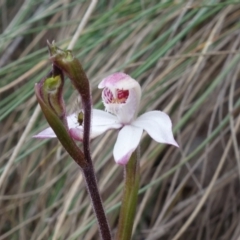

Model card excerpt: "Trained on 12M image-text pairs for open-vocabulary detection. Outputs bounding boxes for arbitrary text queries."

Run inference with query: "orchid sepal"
[113,125,143,165]
[132,111,179,147]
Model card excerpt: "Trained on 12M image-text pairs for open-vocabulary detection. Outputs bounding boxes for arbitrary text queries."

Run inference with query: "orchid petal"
[69,128,83,141]
[66,113,79,128]
[33,113,77,140]
[34,109,121,140]
[69,109,122,141]
[91,109,121,126]
[68,109,121,128]
[70,124,122,141]
[132,111,179,147]
[113,125,143,165]
[33,127,56,139]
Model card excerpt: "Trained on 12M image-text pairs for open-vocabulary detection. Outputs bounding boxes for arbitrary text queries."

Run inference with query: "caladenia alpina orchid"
[35,72,178,165]
[34,43,179,240]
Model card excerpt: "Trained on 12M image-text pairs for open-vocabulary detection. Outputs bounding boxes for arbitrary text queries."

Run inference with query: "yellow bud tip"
[44,75,61,91]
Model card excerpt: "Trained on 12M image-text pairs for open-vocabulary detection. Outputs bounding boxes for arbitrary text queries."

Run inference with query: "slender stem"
[82,163,112,240]
[82,99,92,164]
[115,149,140,240]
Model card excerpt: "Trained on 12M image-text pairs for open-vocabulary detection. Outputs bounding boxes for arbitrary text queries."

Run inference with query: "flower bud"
[36,65,67,127]
[47,41,92,162]
[47,41,90,103]
[35,65,86,167]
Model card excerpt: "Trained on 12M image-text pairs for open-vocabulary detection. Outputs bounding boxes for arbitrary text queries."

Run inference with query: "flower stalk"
[82,164,112,240]
[115,149,140,240]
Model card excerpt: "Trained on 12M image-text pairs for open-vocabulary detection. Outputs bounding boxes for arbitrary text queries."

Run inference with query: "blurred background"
[1,0,240,239]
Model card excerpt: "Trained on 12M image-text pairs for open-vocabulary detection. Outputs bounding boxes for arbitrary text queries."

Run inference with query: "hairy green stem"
[82,163,112,240]
[115,150,140,240]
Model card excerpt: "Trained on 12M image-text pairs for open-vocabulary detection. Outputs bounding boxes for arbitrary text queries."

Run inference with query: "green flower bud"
[37,65,67,126]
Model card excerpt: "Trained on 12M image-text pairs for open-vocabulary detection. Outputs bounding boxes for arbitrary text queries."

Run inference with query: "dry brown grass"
[1,1,240,239]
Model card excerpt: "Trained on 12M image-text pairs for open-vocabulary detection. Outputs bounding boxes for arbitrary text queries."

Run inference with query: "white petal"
[33,114,77,140]
[69,109,122,141]
[132,111,179,147]
[113,125,143,165]
[70,124,122,141]
[69,128,83,141]
[34,109,121,141]
[67,110,121,128]
[33,127,56,139]
[91,109,121,126]
[66,113,79,128]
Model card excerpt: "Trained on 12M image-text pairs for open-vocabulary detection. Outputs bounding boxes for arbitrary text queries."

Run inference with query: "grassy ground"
[1,0,240,239]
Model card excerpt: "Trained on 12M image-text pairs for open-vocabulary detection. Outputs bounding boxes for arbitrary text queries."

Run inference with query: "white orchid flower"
[34,72,178,165]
